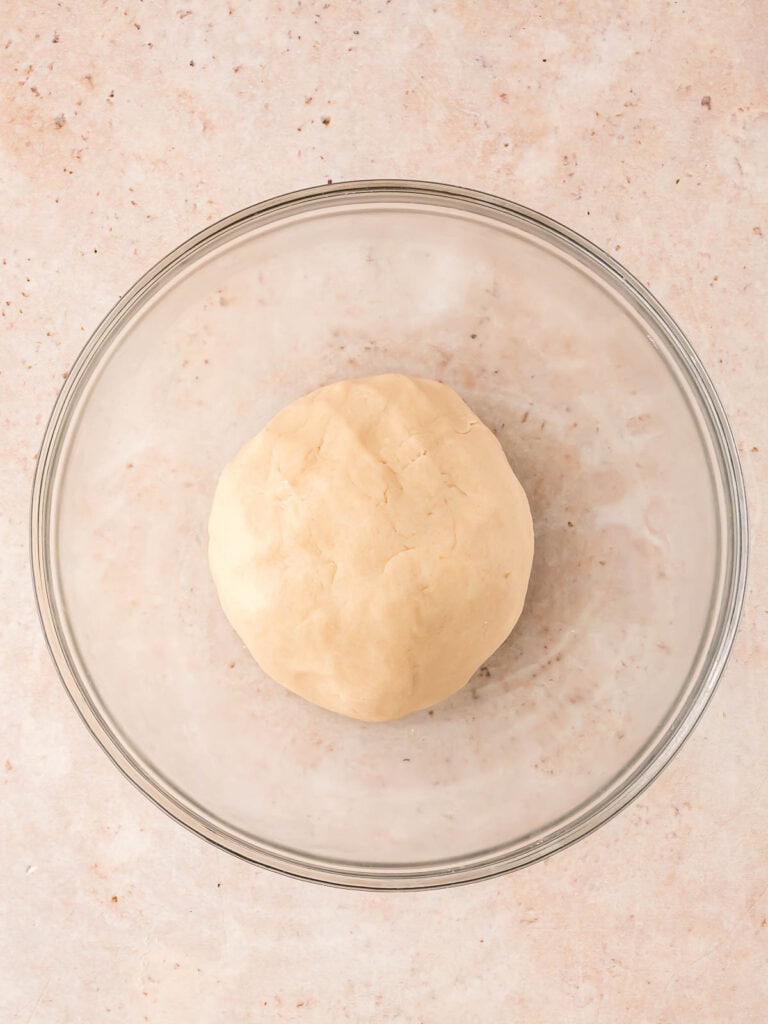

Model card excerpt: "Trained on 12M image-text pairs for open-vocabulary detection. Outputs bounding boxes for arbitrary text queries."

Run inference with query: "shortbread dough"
[209,374,533,721]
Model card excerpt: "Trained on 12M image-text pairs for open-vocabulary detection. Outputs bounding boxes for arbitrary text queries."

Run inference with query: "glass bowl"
[31,181,748,889]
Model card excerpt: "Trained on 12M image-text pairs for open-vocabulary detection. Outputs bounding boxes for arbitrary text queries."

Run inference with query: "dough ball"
[209,374,533,721]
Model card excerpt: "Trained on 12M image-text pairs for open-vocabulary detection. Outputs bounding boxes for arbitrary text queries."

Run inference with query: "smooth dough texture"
[209,374,534,721]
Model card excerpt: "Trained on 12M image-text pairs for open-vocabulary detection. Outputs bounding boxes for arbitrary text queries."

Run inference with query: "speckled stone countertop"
[2,2,766,1021]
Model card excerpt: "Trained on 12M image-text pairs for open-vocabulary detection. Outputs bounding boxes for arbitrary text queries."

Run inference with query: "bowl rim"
[30,178,750,890]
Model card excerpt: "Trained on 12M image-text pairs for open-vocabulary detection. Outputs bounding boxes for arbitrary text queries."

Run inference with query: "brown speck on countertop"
[53,114,66,129]
[701,95,712,108]
[111,895,118,903]
[751,446,759,452]
[567,521,574,527]
[522,410,529,423]
[754,226,763,236]
[321,116,330,125]
[52,31,59,42]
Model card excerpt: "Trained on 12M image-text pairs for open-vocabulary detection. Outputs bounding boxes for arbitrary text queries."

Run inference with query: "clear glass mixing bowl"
[31,181,748,888]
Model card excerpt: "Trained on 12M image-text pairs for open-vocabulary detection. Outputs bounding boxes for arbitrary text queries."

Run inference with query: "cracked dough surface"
[208,374,534,721]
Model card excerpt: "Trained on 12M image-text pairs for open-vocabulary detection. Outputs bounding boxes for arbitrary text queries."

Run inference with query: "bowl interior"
[41,186,737,883]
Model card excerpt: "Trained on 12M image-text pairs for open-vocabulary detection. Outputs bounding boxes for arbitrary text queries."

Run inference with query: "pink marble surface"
[1,1,766,1021]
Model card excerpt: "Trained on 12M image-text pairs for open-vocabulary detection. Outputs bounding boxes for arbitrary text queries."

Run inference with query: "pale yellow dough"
[208,374,534,721]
